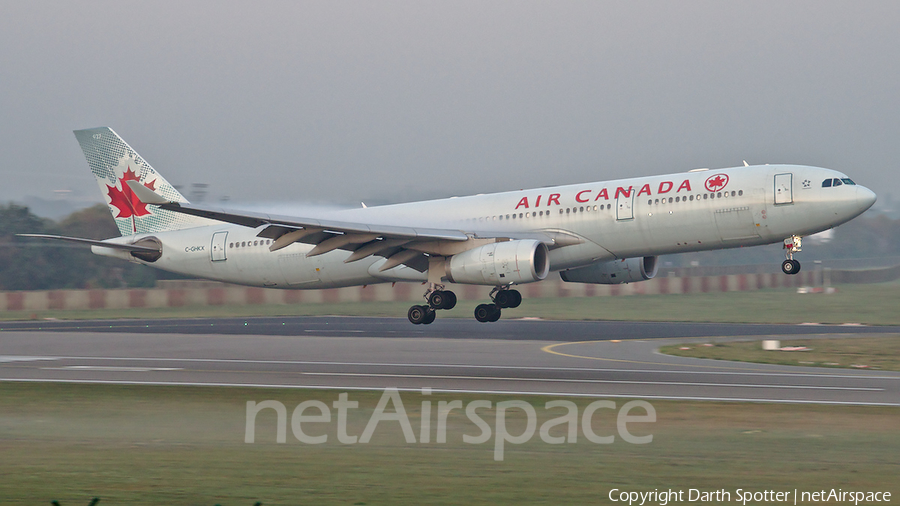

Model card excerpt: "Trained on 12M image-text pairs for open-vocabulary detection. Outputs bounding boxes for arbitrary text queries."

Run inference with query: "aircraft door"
[210,231,228,262]
[774,173,793,205]
[616,189,634,221]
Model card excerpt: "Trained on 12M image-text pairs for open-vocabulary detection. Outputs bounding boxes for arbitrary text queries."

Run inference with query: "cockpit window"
[823,177,857,188]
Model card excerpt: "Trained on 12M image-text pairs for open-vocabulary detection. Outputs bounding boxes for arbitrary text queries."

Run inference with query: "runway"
[1,317,898,406]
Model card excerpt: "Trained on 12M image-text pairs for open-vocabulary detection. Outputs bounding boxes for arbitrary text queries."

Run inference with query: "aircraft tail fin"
[74,127,210,236]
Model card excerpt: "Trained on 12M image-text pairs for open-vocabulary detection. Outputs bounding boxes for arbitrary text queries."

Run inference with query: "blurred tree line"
[1,204,899,290]
[0,204,162,290]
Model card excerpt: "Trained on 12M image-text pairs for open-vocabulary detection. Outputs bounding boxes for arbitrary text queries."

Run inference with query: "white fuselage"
[94,164,876,289]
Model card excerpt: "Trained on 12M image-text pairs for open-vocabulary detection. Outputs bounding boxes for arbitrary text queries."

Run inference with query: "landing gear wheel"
[428,290,457,310]
[428,291,446,309]
[507,290,522,308]
[408,305,430,324]
[442,290,457,310]
[493,289,521,309]
[474,304,501,323]
[422,309,436,325]
[781,259,801,275]
[494,290,512,308]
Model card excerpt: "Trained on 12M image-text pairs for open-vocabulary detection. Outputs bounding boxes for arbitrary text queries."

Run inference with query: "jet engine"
[559,256,659,284]
[447,239,550,285]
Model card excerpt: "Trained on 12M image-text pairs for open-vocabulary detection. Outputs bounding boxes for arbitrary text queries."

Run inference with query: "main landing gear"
[406,284,523,324]
[474,286,522,323]
[407,284,457,325]
[781,235,802,275]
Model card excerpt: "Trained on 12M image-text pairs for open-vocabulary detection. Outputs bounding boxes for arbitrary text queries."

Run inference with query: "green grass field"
[659,335,900,371]
[0,383,897,505]
[3,281,900,325]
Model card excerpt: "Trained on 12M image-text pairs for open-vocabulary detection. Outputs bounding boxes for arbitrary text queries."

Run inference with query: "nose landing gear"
[781,235,802,275]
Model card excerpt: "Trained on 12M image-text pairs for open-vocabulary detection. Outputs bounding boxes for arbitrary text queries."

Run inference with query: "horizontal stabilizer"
[16,234,161,253]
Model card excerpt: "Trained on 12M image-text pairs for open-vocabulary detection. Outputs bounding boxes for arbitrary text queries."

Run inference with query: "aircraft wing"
[126,181,582,271]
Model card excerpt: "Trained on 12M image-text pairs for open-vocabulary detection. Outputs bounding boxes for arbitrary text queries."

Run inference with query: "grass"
[0,382,897,505]
[3,281,900,325]
[659,335,900,371]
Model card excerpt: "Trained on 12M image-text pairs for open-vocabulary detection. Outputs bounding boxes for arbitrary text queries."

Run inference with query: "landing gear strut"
[781,235,802,275]
[408,283,456,325]
[474,286,522,323]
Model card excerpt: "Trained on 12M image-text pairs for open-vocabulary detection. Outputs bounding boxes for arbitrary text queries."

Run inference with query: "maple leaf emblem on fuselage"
[106,167,157,231]
[704,173,729,192]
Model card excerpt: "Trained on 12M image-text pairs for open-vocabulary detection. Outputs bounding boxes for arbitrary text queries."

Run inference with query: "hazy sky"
[2,1,899,211]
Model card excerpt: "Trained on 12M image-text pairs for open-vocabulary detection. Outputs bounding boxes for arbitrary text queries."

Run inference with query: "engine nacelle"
[559,256,659,284]
[447,239,550,285]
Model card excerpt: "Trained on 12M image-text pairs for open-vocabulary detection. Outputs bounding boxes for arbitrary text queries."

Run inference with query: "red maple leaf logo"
[106,167,157,232]
[704,174,729,192]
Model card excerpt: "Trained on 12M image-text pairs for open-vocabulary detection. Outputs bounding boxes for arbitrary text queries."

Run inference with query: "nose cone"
[857,185,877,212]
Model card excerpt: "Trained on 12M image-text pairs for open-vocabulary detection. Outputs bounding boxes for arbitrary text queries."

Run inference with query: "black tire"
[428,291,445,309]
[423,309,436,324]
[408,305,428,324]
[791,259,801,274]
[474,304,494,323]
[443,290,457,310]
[781,259,796,275]
[508,290,522,308]
[495,290,511,308]
[487,305,502,322]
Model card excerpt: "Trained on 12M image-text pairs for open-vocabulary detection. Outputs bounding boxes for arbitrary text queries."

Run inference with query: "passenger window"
[833,178,842,187]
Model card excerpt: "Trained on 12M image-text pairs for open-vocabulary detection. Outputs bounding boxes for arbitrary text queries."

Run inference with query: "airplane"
[22,127,877,324]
